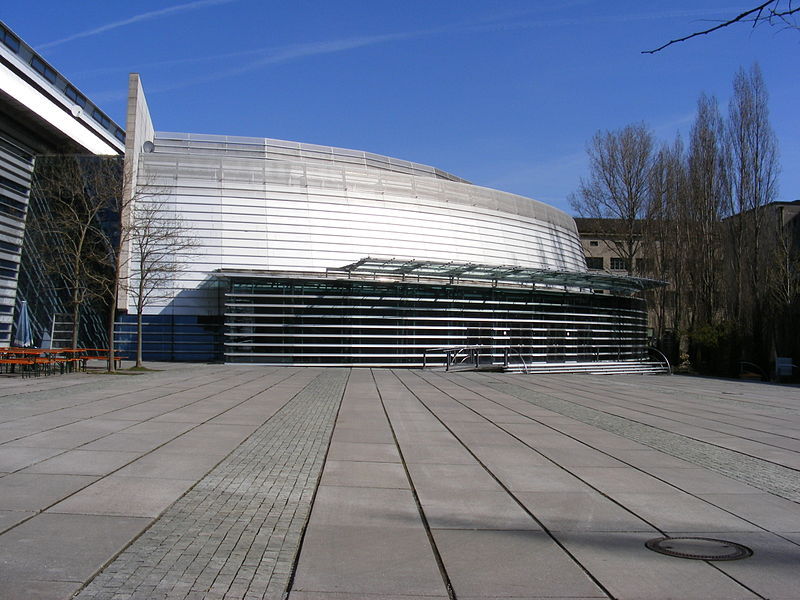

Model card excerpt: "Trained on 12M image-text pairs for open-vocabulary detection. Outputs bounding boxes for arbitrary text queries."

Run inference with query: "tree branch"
[643,1,798,53]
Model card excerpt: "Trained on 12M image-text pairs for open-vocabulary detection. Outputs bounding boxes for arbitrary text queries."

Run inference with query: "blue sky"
[4,1,798,214]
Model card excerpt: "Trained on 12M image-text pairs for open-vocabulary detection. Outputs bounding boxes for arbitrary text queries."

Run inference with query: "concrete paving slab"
[326,441,402,463]
[556,531,761,599]
[0,579,80,600]
[398,441,477,464]
[672,531,800,600]
[0,473,97,511]
[0,446,63,471]
[0,513,150,582]
[517,491,659,533]
[331,426,396,444]
[419,489,539,530]
[3,427,110,450]
[48,475,193,517]
[646,467,763,495]
[465,442,554,468]
[448,429,521,447]
[432,529,604,598]
[698,493,800,532]
[609,492,763,533]
[290,593,448,600]
[0,509,35,533]
[112,450,222,480]
[291,524,448,597]
[570,466,683,494]
[21,449,140,476]
[320,460,410,489]
[781,532,800,544]
[489,464,589,493]
[310,485,421,529]
[533,444,628,467]
[405,462,504,492]
[566,432,653,451]
[607,449,701,469]
[157,423,258,454]
[78,430,184,453]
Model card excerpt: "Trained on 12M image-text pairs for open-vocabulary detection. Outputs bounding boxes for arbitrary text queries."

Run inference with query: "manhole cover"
[645,537,753,561]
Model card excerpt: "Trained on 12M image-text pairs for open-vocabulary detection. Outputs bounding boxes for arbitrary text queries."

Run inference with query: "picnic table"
[0,347,125,377]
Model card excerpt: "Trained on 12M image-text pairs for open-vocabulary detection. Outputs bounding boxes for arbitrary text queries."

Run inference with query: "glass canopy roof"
[332,257,665,295]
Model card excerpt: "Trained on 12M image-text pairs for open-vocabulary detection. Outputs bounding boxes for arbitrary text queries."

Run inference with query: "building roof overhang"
[215,257,666,295]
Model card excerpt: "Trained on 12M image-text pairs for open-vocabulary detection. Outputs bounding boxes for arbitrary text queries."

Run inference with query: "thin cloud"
[83,6,748,99]
[85,31,423,101]
[460,6,750,34]
[134,29,436,95]
[37,0,237,50]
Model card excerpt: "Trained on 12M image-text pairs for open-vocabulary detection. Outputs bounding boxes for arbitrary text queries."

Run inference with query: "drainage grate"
[645,537,753,561]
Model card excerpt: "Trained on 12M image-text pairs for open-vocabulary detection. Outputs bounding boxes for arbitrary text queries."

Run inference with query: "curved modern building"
[119,75,658,368]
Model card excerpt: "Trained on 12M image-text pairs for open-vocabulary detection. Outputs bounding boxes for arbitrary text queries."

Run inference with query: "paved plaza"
[1,366,799,599]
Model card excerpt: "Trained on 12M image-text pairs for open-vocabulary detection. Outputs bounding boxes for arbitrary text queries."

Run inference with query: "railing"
[647,347,672,374]
[422,345,489,370]
[738,361,768,381]
[503,347,530,374]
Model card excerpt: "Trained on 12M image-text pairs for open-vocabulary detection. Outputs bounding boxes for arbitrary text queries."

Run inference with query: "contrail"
[37,0,238,50]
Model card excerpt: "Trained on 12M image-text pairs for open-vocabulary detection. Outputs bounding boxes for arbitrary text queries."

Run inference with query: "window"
[0,175,28,195]
[0,240,21,254]
[1,25,21,52]
[114,128,126,143]
[91,108,110,128]
[610,257,629,271]
[65,86,87,108]
[30,56,57,83]
[585,257,604,270]
[589,241,599,247]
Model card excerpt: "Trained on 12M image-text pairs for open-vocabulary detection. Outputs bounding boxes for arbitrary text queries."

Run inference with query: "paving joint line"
[372,368,457,600]
[477,375,800,502]
[0,368,301,539]
[74,368,347,600]
[450,371,800,541]
[525,375,800,448]
[393,369,618,600]
[412,370,774,600]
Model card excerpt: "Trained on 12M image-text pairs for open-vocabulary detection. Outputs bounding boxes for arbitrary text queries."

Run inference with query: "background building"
[0,21,123,347]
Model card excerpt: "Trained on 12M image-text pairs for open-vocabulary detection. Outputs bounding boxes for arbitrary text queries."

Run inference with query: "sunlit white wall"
[131,133,587,316]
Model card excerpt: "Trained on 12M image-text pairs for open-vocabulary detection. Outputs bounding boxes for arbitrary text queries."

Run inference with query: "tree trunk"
[71,299,80,349]
[106,282,118,372]
[136,309,143,368]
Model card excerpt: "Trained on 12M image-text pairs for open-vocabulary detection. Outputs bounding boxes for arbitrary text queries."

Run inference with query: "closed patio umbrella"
[13,300,33,348]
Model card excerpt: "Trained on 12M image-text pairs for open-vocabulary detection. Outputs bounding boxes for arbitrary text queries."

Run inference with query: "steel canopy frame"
[333,257,665,295]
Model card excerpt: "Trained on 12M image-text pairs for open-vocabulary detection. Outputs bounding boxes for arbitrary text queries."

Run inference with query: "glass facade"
[115,313,223,362]
[223,275,648,367]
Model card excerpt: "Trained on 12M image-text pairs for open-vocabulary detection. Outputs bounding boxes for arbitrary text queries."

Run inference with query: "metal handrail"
[422,345,488,370]
[503,347,530,374]
[647,346,672,374]
[739,361,768,380]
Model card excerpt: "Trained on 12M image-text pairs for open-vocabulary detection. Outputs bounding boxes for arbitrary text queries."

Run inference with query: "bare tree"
[570,123,655,276]
[644,136,687,356]
[124,197,197,368]
[725,64,780,327]
[31,155,122,349]
[644,1,799,53]
[686,94,729,326]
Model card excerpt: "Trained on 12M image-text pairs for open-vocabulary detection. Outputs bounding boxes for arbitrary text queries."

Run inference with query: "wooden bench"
[79,349,125,370]
[0,357,38,377]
